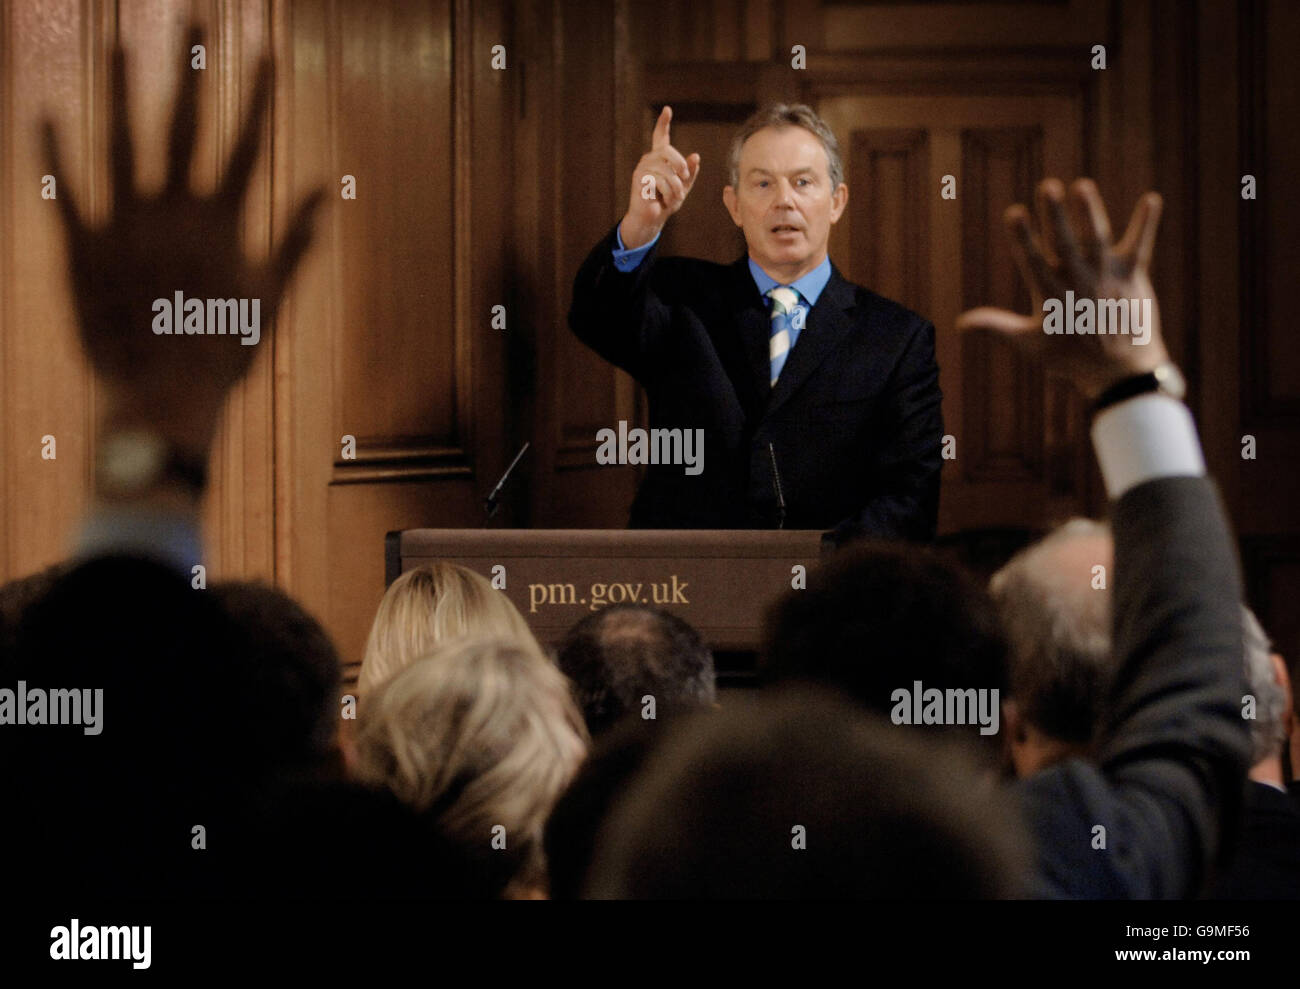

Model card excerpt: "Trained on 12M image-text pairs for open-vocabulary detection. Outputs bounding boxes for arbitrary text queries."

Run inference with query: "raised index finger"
[652,106,672,150]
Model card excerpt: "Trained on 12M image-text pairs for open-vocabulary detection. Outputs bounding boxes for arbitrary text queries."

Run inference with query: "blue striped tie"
[766,286,802,387]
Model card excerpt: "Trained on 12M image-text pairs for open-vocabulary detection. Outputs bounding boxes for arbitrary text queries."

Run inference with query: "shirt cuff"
[73,507,205,579]
[1090,394,1206,500]
[612,228,660,272]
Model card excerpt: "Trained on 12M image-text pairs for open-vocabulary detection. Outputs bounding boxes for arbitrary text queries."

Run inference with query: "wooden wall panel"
[533,0,642,526]
[847,128,929,316]
[960,127,1043,483]
[200,1,278,582]
[632,0,776,62]
[1187,0,1300,568]
[1146,0,1198,443]
[0,0,100,580]
[657,111,752,266]
[821,0,1109,50]
[331,0,458,459]
[1221,1,1300,667]
[818,90,1081,530]
[1243,0,1300,419]
[960,128,1039,319]
[1189,0,1241,507]
[277,0,511,671]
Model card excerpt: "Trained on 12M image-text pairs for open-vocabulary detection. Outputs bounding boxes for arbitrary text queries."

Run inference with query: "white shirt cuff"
[1090,394,1206,500]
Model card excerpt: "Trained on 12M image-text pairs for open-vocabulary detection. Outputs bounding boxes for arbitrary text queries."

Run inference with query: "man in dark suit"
[569,103,942,542]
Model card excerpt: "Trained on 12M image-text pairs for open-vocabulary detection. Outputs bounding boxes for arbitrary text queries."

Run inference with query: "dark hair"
[557,604,715,736]
[4,555,498,897]
[543,718,662,899]
[0,562,70,659]
[4,555,250,894]
[761,543,1007,743]
[584,686,1025,898]
[210,580,342,771]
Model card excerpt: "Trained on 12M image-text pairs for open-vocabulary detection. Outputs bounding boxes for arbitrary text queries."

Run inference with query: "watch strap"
[1092,371,1162,415]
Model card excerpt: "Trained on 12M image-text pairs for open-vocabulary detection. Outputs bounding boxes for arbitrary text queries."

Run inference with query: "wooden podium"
[386,529,829,652]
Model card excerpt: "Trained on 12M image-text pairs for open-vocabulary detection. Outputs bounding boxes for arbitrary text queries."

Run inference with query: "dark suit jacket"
[569,226,944,541]
[1016,476,1252,898]
[1209,780,1300,898]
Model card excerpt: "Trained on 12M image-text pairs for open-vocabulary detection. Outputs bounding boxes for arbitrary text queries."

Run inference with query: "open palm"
[42,26,325,437]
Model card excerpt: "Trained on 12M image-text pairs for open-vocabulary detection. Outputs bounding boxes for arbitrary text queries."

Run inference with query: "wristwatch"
[96,429,208,498]
[1091,361,1187,415]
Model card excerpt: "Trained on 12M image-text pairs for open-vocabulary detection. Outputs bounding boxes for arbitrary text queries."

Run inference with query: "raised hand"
[42,25,326,457]
[619,106,701,250]
[955,178,1169,399]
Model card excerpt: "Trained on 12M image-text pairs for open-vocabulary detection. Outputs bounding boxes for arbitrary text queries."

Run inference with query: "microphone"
[483,441,530,525]
[768,441,786,530]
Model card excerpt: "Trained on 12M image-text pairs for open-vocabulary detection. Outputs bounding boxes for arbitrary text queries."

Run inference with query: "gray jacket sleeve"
[1017,476,1251,898]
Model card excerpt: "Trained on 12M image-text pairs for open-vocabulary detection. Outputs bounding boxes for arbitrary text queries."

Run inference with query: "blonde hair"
[354,636,589,890]
[359,562,544,695]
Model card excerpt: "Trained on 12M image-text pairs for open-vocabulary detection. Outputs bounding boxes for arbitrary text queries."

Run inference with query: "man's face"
[723,125,848,282]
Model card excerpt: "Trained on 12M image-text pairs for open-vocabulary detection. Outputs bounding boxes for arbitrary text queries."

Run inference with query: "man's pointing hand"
[620,106,701,250]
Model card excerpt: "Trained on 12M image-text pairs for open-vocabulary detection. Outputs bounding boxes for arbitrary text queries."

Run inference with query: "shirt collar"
[748,254,833,306]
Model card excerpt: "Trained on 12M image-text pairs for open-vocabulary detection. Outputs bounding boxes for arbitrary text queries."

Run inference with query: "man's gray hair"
[1242,606,1286,765]
[727,103,844,190]
[989,518,1114,744]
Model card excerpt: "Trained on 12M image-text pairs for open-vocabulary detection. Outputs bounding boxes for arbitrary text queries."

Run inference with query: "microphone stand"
[482,441,530,527]
[768,441,786,530]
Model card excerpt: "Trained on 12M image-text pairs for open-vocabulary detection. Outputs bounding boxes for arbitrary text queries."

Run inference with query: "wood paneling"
[847,128,929,316]
[1185,0,1300,556]
[330,0,460,469]
[195,2,277,582]
[1242,0,1300,421]
[657,109,753,265]
[276,0,513,670]
[960,128,1040,319]
[2,0,1297,690]
[818,90,1080,530]
[632,0,776,63]
[0,0,100,579]
[821,0,1109,51]
[523,0,643,525]
[960,126,1043,483]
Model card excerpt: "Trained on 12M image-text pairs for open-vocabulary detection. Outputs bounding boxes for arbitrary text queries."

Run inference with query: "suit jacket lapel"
[766,264,856,417]
[724,256,772,416]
